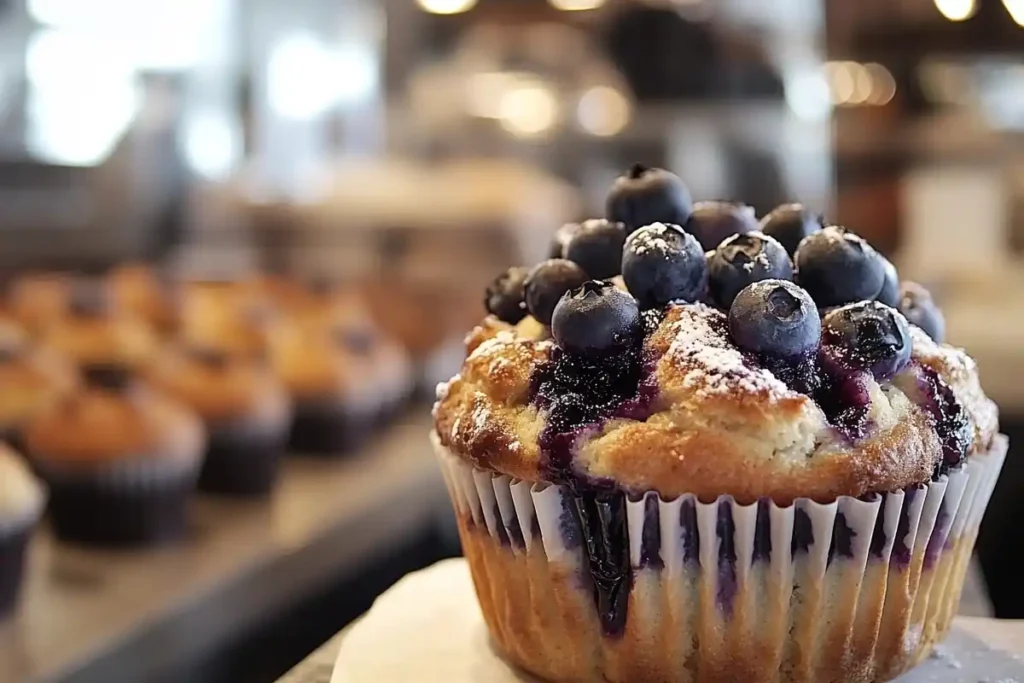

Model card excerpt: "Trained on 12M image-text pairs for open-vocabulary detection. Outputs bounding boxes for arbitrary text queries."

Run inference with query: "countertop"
[0,412,447,683]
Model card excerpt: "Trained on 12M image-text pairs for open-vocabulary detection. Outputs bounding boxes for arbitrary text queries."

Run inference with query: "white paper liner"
[433,432,1008,682]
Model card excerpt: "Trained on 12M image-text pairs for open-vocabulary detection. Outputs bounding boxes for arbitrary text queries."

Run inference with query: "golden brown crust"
[108,264,181,335]
[24,383,202,466]
[0,343,78,431]
[434,304,999,504]
[179,280,276,358]
[8,272,71,334]
[269,320,378,404]
[42,310,158,371]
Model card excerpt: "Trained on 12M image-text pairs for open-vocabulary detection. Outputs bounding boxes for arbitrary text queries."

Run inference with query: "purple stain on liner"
[791,507,814,557]
[716,500,738,614]
[752,498,772,563]
[891,485,923,569]
[638,494,663,570]
[492,502,511,547]
[502,503,526,549]
[827,512,856,567]
[574,491,631,638]
[867,492,888,559]
[679,498,700,565]
[924,502,951,570]
[558,490,583,550]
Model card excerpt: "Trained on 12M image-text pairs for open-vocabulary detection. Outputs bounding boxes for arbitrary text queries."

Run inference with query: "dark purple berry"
[795,226,886,308]
[549,222,581,259]
[685,201,758,251]
[708,231,793,309]
[551,281,640,356]
[605,164,693,234]
[564,219,628,280]
[729,280,820,358]
[759,203,824,257]
[899,282,945,343]
[525,259,589,326]
[485,267,529,324]
[622,223,707,309]
[876,256,900,308]
[822,301,912,381]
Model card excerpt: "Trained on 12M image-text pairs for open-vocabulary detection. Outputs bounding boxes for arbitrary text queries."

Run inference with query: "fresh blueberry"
[729,280,821,358]
[758,203,824,257]
[564,219,628,280]
[876,255,900,308]
[485,267,530,324]
[708,231,793,309]
[685,201,759,251]
[525,259,589,326]
[549,222,581,259]
[822,301,912,380]
[605,164,693,234]
[621,223,707,309]
[551,281,640,356]
[795,226,886,308]
[899,282,945,343]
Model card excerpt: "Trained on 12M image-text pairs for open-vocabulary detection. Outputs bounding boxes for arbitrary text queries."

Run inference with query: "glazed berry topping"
[822,302,912,381]
[563,219,628,280]
[899,282,946,343]
[708,232,793,309]
[549,222,582,259]
[68,280,112,317]
[605,164,693,234]
[185,346,230,368]
[524,259,589,326]
[917,365,972,475]
[485,266,530,324]
[622,223,707,309]
[83,363,134,391]
[795,226,886,308]
[685,201,759,252]
[876,255,900,308]
[552,281,640,356]
[728,280,820,358]
[759,203,824,257]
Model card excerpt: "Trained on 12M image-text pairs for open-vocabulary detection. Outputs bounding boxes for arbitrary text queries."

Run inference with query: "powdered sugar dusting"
[467,330,517,363]
[664,306,792,401]
[625,222,679,257]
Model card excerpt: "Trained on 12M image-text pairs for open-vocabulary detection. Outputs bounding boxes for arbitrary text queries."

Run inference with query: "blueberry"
[621,223,707,309]
[708,231,793,309]
[685,201,759,251]
[549,222,581,259]
[485,267,529,324]
[822,301,912,380]
[876,255,900,308]
[551,281,640,356]
[899,282,945,343]
[758,203,824,257]
[564,219,628,280]
[605,164,693,234]
[68,280,112,317]
[729,280,821,358]
[795,226,886,308]
[524,259,589,326]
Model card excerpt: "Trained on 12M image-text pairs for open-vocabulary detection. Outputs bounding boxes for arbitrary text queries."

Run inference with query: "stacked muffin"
[432,166,1004,682]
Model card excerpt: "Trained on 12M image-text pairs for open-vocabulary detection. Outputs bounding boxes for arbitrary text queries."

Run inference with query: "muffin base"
[199,425,286,497]
[0,527,31,619]
[436,435,1007,683]
[289,401,376,456]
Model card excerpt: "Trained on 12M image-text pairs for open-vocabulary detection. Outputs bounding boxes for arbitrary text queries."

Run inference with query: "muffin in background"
[8,272,71,335]
[108,263,181,337]
[0,444,44,619]
[271,319,380,454]
[0,324,77,448]
[41,280,159,373]
[180,279,277,360]
[24,366,204,547]
[149,345,291,496]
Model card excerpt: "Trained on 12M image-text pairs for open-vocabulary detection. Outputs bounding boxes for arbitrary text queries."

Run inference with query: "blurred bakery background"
[0,0,1022,681]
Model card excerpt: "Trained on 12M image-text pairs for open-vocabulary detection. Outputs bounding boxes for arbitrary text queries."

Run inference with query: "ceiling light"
[417,0,477,15]
[934,0,976,21]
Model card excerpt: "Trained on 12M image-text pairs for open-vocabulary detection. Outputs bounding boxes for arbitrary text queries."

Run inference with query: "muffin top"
[108,263,181,335]
[147,345,290,427]
[24,367,203,468]
[0,445,45,523]
[180,279,277,359]
[42,281,159,371]
[270,318,379,405]
[434,170,999,505]
[8,271,71,334]
[0,328,78,430]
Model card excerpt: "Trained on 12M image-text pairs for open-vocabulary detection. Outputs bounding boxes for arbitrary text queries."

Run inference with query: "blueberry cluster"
[483,163,947,371]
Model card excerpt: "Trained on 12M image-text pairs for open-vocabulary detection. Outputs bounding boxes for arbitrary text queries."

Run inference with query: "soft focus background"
[0,0,1023,681]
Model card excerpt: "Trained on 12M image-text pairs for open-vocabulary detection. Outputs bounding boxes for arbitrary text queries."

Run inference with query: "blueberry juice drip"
[531,339,657,638]
[914,364,972,477]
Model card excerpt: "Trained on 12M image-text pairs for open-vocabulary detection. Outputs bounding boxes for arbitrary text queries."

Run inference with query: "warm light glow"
[549,0,606,10]
[182,110,240,180]
[577,85,630,136]
[784,69,831,120]
[848,62,873,105]
[934,0,976,21]
[499,85,558,138]
[825,62,855,105]
[865,63,897,105]
[417,0,477,14]
[1003,0,1024,25]
[465,72,526,119]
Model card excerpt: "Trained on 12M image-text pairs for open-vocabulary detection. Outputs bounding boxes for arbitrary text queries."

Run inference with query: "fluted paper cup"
[433,432,1007,683]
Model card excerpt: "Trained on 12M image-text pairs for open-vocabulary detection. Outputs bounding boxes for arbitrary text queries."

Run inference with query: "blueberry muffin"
[108,263,182,337]
[0,445,44,618]
[8,272,71,335]
[180,279,277,360]
[0,324,77,447]
[148,345,291,496]
[24,366,204,547]
[432,167,1004,683]
[41,280,159,373]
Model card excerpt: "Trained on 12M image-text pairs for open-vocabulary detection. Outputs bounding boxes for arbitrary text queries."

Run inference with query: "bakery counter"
[0,411,446,683]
